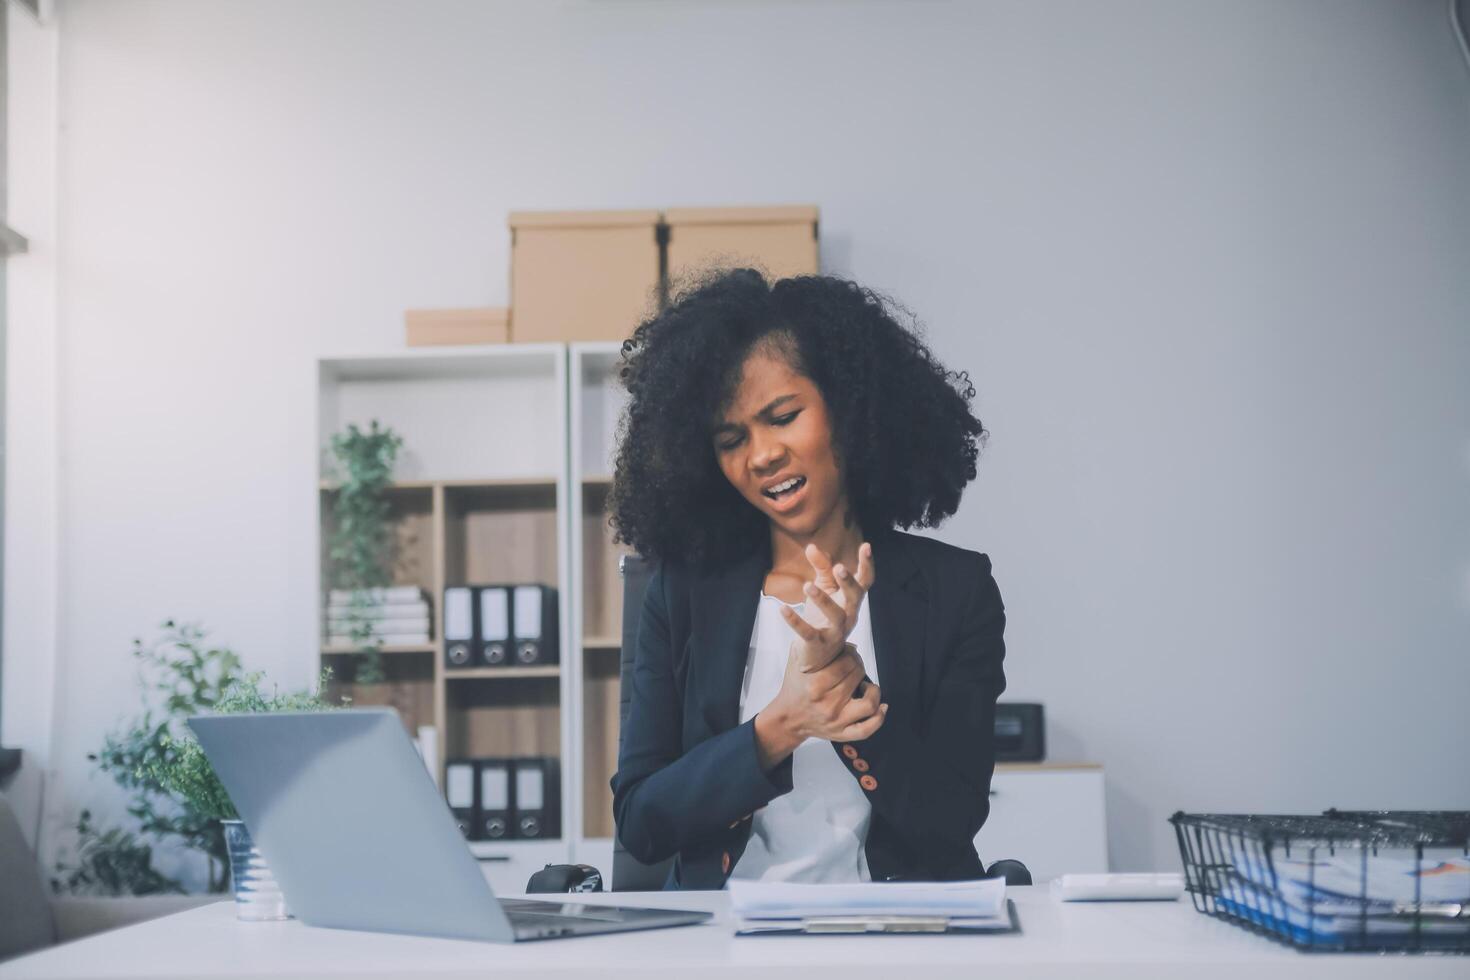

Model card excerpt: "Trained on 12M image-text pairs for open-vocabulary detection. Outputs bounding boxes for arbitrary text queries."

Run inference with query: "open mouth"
[761,476,807,502]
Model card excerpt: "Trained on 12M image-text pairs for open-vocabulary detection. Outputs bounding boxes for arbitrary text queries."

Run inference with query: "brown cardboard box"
[664,205,820,286]
[404,307,510,346]
[509,210,662,343]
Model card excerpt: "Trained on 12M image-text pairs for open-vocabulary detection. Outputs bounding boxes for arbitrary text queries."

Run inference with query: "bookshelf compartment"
[581,652,621,839]
[443,483,559,588]
[319,485,435,647]
[445,676,562,760]
[324,654,435,735]
[319,485,434,592]
[580,481,630,644]
[575,347,627,479]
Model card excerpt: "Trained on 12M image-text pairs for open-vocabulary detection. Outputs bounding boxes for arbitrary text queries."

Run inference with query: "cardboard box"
[508,210,662,343]
[664,205,820,286]
[405,307,510,347]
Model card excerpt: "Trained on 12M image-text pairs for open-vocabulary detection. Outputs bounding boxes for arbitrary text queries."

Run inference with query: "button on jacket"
[610,527,1008,889]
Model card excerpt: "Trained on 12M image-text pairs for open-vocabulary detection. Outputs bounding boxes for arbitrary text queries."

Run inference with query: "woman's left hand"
[777,541,875,672]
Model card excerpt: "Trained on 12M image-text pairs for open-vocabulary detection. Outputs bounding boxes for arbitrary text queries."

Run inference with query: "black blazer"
[611,527,1008,889]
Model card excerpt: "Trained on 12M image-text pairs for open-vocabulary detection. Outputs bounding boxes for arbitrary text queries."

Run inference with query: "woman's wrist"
[753,706,803,771]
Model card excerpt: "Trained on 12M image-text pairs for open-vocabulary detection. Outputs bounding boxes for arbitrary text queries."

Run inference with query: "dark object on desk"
[607,554,1031,891]
[527,863,604,894]
[993,703,1044,763]
[984,859,1033,887]
[1171,810,1470,954]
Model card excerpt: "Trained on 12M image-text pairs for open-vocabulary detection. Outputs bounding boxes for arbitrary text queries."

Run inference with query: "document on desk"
[1224,852,1470,941]
[729,879,1015,935]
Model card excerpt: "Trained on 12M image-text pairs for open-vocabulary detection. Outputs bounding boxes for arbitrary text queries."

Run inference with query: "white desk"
[3,888,1462,980]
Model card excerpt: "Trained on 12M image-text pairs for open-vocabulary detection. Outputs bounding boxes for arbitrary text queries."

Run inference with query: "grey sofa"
[0,791,216,962]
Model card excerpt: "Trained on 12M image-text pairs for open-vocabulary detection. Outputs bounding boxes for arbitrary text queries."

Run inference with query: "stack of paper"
[325,587,432,645]
[729,879,1010,935]
[1225,850,1470,942]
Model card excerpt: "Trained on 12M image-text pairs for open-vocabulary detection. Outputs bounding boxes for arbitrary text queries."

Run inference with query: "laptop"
[187,708,710,942]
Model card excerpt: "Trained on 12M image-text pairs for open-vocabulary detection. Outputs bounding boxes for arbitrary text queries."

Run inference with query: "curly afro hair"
[608,268,986,570]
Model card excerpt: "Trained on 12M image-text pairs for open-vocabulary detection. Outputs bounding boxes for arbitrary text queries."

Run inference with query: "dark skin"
[712,349,888,770]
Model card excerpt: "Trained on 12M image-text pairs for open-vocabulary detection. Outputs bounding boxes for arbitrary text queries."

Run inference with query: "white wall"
[6,0,1468,879]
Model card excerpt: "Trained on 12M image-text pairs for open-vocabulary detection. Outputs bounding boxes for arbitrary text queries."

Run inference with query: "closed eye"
[715,408,800,452]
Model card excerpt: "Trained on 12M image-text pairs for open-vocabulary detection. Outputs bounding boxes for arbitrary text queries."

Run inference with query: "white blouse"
[730,589,880,883]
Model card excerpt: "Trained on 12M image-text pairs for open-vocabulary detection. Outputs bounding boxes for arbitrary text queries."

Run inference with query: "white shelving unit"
[567,342,630,869]
[315,344,575,894]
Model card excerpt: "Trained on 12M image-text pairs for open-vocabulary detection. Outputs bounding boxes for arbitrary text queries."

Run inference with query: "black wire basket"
[1170,810,1469,953]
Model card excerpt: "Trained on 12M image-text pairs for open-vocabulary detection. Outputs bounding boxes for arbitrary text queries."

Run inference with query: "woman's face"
[712,347,847,538]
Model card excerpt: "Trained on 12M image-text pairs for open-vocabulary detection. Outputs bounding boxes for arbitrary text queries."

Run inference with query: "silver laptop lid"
[187,708,515,943]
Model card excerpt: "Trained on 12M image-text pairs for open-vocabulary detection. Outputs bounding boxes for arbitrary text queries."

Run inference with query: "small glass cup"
[222,819,291,921]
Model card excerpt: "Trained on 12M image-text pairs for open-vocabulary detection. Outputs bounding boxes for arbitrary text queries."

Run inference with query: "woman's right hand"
[753,642,887,770]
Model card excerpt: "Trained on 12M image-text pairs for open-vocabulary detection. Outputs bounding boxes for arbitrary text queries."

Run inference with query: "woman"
[608,269,1006,889]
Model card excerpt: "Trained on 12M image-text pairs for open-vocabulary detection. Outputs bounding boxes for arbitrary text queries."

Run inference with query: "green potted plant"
[145,672,340,920]
[53,622,244,897]
[53,622,341,905]
[325,420,405,686]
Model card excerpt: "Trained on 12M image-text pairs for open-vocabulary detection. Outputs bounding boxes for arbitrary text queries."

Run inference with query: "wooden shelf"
[321,643,436,656]
[444,666,561,680]
[581,648,621,839]
[318,344,563,384]
[438,476,556,489]
[581,473,613,485]
[321,654,435,732]
[320,477,556,492]
[582,635,621,649]
[443,482,559,587]
[320,479,435,491]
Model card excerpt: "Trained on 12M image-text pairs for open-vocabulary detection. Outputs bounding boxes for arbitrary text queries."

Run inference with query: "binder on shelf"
[476,759,513,841]
[477,586,511,666]
[443,586,474,669]
[511,585,559,665]
[511,756,561,840]
[444,759,477,839]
